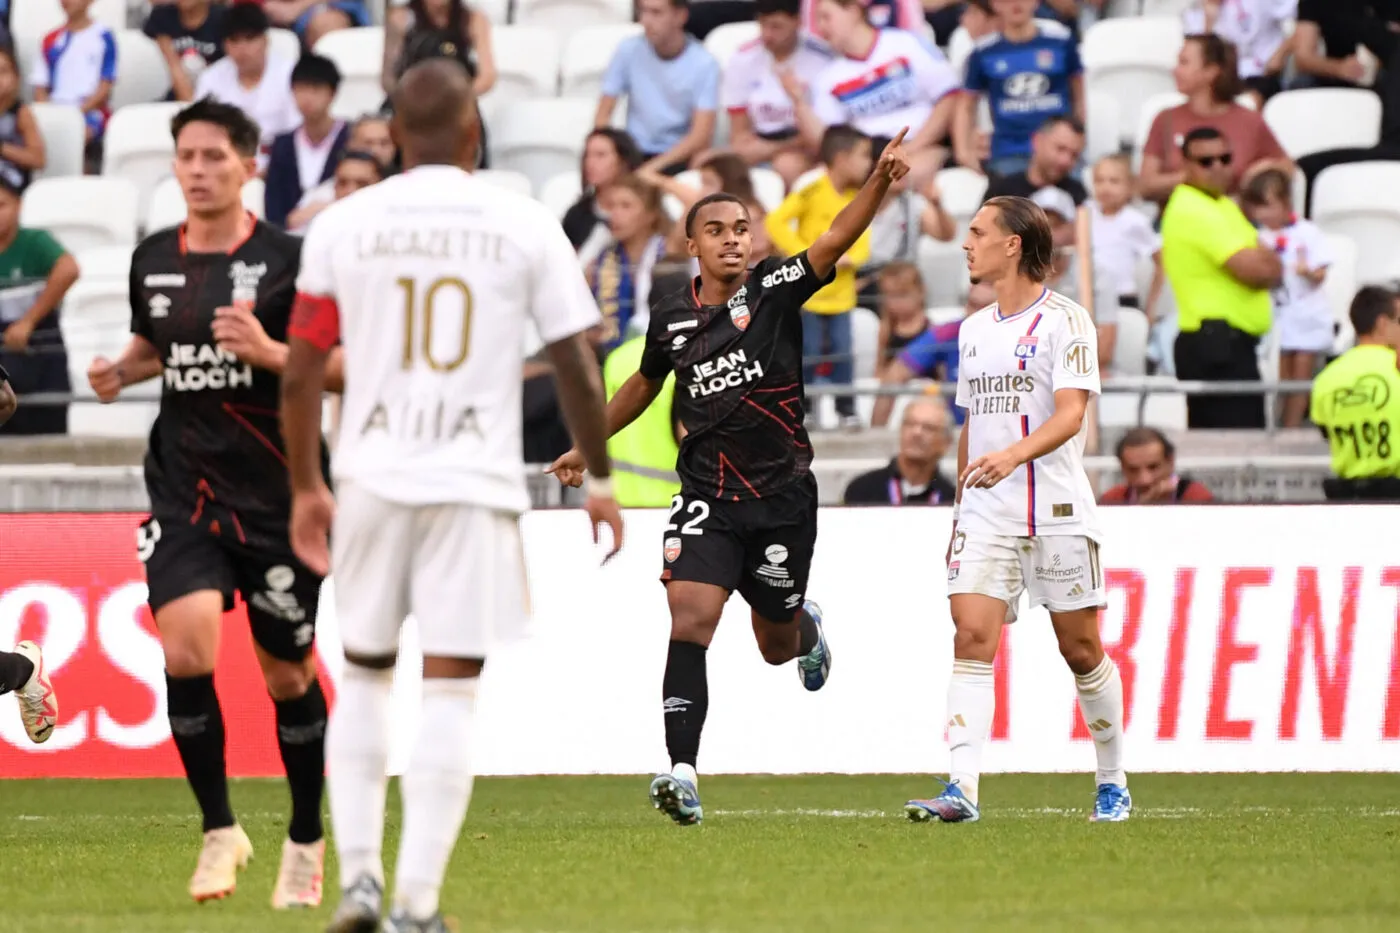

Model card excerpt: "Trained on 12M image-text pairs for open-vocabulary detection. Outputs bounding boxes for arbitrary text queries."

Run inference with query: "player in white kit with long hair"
[280,60,623,933]
[904,195,1131,824]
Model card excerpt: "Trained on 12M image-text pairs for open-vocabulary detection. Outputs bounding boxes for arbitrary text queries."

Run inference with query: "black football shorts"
[137,514,323,662]
[659,473,818,621]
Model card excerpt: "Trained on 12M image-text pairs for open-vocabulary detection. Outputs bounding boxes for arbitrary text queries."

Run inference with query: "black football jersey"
[129,220,326,549]
[640,251,834,501]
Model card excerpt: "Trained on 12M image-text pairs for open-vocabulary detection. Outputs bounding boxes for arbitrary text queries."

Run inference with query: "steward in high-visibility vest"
[603,334,680,506]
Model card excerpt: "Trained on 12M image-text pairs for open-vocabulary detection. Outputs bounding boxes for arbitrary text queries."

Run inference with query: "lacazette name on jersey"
[356,397,484,444]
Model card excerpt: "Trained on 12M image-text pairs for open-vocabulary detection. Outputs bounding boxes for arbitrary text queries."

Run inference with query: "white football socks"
[327,664,393,890]
[1075,655,1127,787]
[946,658,995,805]
[394,677,478,921]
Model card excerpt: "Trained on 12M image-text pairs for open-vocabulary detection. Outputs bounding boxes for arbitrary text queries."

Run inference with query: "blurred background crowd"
[3,0,1400,508]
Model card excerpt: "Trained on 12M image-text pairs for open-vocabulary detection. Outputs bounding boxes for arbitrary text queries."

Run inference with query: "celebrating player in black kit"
[549,129,912,824]
[86,99,343,907]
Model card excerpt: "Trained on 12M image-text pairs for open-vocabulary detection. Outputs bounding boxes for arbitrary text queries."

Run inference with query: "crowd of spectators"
[5,0,1400,501]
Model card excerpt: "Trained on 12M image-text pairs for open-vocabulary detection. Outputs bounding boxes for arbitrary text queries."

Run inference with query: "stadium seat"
[30,103,86,181]
[110,30,172,111]
[934,167,988,224]
[539,171,583,219]
[268,28,302,66]
[750,167,785,213]
[918,238,967,308]
[559,25,643,98]
[475,168,535,197]
[490,98,599,195]
[850,307,879,380]
[515,0,634,31]
[474,0,512,25]
[703,21,759,70]
[1084,88,1121,163]
[1081,17,1183,147]
[1263,89,1382,160]
[145,176,270,232]
[1098,375,1186,429]
[1312,162,1400,285]
[662,169,701,220]
[852,375,933,428]
[486,27,564,106]
[926,305,963,326]
[314,27,388,120]
[73,245,132,288]
[21,177,139,252]
[1323,232,1359,352]
[1112,307,1149,376]
[946,26,975,80]
[102,102,184,229]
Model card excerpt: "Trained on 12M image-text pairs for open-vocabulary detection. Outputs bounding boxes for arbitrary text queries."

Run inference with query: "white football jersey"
[297,165,602,512]
[955,288,1102,540]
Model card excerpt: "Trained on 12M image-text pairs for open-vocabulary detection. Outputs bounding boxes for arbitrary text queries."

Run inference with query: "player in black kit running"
[549,129,912,824]
[85,99,343,906]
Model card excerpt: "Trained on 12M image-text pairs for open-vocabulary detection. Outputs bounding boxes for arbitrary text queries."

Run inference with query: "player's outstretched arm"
[87,335,162,403]
[962,388,1090,489]
[807,128,912,279]
[546,369,665,487]
[545,332,620,479]
[281,303,337,576]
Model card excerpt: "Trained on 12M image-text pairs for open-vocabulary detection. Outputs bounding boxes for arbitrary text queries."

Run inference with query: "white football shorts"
[331,481,530,659]
[946,531,1104,621]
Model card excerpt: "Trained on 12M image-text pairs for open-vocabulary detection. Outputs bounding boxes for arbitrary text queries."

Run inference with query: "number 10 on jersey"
[397,276,474,372]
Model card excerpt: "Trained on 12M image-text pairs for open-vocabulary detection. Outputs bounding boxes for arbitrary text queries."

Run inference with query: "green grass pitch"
[2,774,1398,932]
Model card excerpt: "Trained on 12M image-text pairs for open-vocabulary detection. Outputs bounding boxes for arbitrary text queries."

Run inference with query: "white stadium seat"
[490,98,599,195]
[110,30,172,111]
[102,102,184,229]
[473,0,512,25]
[559,25,642,98]
[1323,232,1359,352]
[22,177,139,252]
[1112,307,1150,376]
[1263,89,1382,160]
[268,28,303,66]
[946,26,975,80]
[486,26,564,106]
[750,167,785,213]
[850,307,879,381]
[1081,17,1183,147]
[1084,87,1121,163]
[703,21,759,70]
[145,176,270,232]
[934,166,988,225]
[475,169,535,197]
[538,171,583,219]
[917,238,966,308]
[73,246,132,288]
[315,28,388,120]
[1312,162,1400,286]
[30,103,86,181]
[663,169,701,220]
[515,0,634,30]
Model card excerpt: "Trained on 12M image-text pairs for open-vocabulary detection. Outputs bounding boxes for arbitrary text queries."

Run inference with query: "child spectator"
[1243,167,1333,428]
[30,0,117,144]
[194,2,299,172]
[1089,154,1163,371]
[874,262,934,379]
[144,0,227,102]
[585,175,671,355]
[264,55,348,229]
[0,47,44,194]
[766,124,873,428]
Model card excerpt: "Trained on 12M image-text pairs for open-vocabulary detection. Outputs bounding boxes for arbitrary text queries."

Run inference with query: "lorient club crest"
[664,536,682,562]
[730,304,751,331]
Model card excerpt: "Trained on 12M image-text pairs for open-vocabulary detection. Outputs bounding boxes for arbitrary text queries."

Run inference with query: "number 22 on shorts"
[662,495,709,562]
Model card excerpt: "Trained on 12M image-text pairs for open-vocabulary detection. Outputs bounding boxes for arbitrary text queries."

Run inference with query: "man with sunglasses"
[1161,126,1282,429]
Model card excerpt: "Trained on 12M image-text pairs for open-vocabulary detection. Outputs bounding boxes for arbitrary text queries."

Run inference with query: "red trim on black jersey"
[716,451,761,500]
[178,211,259,256]
[288,293,341,352]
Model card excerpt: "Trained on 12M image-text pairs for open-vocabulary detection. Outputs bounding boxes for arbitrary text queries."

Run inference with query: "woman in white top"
[791,0,960,184]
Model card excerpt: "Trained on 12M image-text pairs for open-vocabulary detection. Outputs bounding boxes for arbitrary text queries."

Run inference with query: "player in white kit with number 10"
[904,195,1131,825]
[280,61,623,933]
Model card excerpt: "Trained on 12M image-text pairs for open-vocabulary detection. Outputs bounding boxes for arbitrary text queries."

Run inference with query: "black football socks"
[274,678,328,844]
[166,672,236,832]
[0,651,34,695]
[662,640,708,769]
